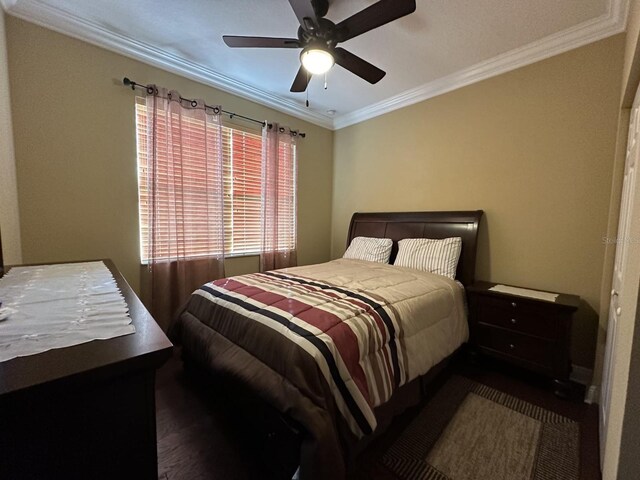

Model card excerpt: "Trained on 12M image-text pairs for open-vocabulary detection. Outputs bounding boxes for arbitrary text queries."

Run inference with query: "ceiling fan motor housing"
[297,18,338,50]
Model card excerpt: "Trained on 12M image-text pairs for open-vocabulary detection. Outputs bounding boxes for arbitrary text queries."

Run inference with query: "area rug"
[382,376,579,480]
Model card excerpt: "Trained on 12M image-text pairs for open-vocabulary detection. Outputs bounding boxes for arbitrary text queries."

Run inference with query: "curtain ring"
[146,85,155,95]
[213,107,220,114]
[191,100,198,107]
[279,127,285,133]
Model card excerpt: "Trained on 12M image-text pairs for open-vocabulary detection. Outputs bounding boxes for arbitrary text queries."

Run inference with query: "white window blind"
[275,141,297,252]
[135,98,296,262]
[222,128,263,255]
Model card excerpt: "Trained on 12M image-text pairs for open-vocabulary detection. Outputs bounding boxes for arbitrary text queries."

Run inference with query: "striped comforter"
[171,259,468,479]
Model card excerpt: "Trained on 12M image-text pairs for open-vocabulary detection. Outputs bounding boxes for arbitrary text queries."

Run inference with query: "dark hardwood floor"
[155,354,271,480]
[155,350,602,480]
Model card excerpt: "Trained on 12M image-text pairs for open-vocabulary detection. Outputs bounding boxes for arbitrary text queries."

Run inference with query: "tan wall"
[5,16,333,293]
[331,35,625,368]
[595,1,640,389]
[0,13,21,264]
[599,1,640,477]
[597,2,640,378]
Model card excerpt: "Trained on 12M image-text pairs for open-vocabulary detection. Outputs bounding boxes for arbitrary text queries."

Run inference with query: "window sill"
[225,252,260,259]
[140,252,260,266]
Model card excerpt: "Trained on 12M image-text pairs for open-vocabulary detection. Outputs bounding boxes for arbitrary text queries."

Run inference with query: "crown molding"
[1,0,629,131]
[333,0,629,129]
[1,0,334,130]
[0,0,18,10]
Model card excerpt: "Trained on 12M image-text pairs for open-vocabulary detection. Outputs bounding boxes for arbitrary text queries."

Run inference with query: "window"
[222,128,262,255]
[135,98,296,261]
[272,140,297,252]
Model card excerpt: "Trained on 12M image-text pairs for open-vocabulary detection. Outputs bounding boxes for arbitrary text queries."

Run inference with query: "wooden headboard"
[346,211,484,286]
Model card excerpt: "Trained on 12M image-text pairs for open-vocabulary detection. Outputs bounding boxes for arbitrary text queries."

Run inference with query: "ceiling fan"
[222,0,417,93]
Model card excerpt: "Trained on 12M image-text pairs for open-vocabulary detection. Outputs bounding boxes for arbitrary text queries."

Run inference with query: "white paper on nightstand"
[489,284,559,302]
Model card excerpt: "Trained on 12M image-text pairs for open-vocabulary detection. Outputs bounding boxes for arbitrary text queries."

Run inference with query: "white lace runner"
[0,261,135,362]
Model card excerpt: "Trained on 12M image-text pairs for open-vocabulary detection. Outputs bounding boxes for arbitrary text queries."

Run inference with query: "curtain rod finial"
[123,77,135,90]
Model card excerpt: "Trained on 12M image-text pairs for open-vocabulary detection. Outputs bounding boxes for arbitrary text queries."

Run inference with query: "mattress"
[170,258,468,480]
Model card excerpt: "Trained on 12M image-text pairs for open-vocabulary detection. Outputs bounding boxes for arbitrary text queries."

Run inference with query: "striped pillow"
[394,237,462,279]
[343,236,393,263]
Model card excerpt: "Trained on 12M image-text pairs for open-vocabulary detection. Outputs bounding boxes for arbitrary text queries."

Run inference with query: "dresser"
[0,260,173,479]
[466,281,580,395]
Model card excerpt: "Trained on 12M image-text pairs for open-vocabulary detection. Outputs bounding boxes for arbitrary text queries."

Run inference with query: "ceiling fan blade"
[335,0,416,43]
[290,66,311,92]
[288,0,318,31]
[333,47,385,84]
[223,36,300,48]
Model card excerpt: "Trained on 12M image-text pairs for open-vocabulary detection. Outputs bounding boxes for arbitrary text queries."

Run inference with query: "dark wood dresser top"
[467,281,580,310]
[0,259,173,396]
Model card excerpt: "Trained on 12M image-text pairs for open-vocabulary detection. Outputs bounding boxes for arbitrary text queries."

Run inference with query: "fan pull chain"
[306,73,310,107]
[324,73,328,90]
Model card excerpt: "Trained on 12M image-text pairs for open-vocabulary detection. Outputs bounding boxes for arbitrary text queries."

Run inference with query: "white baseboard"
[570,364,593,386]
[585,385,599,404]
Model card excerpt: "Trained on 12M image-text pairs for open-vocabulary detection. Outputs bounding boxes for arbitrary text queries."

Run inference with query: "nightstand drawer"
[475,295,558,339]
[475,325,555,370]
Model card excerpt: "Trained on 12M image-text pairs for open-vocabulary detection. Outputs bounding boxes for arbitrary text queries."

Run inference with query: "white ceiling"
[1,0,629,129]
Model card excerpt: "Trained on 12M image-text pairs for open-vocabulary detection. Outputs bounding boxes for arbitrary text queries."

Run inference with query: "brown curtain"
[260,123,298,272]
[141,87,225,329]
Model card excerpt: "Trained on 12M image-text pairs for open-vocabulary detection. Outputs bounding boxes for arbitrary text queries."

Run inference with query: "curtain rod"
[122,77,306,138]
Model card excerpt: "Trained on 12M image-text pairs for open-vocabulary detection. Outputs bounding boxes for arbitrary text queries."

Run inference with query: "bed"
[169,210,483,480]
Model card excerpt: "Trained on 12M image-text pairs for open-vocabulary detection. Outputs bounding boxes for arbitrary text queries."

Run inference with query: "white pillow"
[343,236,393,263]
[394,237,462,279]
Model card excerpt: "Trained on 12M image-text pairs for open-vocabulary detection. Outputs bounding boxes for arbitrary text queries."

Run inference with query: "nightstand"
[466,281,580,397]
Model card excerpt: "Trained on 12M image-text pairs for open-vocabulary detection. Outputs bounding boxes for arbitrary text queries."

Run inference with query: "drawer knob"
[511,302,517,308]
[511,318,517,324]
[509,344,515,350]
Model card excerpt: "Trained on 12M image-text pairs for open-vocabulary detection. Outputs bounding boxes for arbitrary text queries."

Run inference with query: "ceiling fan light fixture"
[223,0,416,92]
[300,48,334,75]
